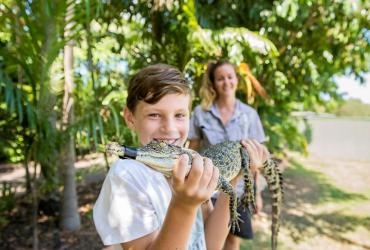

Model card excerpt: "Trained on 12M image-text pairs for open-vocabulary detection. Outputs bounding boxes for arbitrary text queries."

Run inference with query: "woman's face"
[213,64,238,99]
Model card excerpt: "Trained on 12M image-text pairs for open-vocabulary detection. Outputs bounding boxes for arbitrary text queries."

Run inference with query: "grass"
[75,164,106,183]
[285,159,367,204]
[240,156,370,250]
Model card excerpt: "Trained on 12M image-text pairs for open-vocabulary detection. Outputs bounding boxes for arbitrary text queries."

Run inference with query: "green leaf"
[5,80,15,114]
[26,100,36,130]
[97,111,105,144]
[15,87,23,123]
[108,104,120,138]
[85,0,91,22]
[91,118,98,150]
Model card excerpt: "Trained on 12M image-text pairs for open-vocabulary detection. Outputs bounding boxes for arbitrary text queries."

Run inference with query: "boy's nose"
[161,117,176,132]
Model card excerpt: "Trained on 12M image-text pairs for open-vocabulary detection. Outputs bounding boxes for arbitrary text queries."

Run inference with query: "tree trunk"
[60,1,80,231]
[31,180,39,250]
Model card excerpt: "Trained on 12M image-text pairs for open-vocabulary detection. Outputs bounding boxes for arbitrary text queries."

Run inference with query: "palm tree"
[60,0,80,231]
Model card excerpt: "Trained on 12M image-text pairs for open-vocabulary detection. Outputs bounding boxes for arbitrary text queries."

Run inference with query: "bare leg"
[255,191,263,215]
[224,233,241,250]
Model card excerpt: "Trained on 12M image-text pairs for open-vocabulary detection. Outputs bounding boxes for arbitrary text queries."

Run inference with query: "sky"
[335,72,370,104]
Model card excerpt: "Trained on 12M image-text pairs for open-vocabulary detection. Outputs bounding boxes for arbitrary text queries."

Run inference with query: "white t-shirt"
[93,159,206,249]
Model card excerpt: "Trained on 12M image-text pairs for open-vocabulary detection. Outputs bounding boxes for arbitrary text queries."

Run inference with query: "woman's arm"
[202,173,242,249]
[203,193,231,249]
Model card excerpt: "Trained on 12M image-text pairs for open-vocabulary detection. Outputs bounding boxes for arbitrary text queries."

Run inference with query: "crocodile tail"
[271,194,280,250]
[239,146,256,213]
[262,158,283,250]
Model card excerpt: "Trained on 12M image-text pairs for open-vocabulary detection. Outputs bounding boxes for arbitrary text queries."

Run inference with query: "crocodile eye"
[159,141,166,147]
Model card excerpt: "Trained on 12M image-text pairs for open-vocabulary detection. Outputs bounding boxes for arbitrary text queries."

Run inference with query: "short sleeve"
[188,106,202,140]
[93,159,160,245]
[248,109,266,143]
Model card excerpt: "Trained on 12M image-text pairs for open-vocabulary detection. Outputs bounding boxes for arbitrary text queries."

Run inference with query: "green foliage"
[84,207,93,221]
[0,0,369,162]
[333,98,370,117]
[193,0,370,152]
[0,0,67,190]
[0,182,16,227]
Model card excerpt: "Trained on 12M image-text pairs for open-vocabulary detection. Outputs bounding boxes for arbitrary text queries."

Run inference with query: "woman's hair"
[126,64,191,113]
[199,60,237,110]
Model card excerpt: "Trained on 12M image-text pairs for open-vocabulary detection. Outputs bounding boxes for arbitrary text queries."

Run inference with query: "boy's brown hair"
[126,64,191,112]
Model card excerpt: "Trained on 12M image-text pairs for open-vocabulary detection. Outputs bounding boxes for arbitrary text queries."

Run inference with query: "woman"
[188,60,268,250]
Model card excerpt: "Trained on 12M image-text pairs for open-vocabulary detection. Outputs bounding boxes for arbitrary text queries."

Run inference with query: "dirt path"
[243,153,370,250]
[0,153,107,192]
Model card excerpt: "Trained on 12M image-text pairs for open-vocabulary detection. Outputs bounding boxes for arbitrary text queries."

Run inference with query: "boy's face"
[124,93,190,146]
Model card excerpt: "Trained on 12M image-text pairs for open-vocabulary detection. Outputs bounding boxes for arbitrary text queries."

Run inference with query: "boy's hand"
[171,154,219,211]
[240,139,270,174]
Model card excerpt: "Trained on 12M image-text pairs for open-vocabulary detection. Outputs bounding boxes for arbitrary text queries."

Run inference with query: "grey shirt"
[189,99,266,150]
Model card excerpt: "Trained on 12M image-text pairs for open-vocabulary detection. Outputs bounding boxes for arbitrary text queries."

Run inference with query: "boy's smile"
[124,93,191,147]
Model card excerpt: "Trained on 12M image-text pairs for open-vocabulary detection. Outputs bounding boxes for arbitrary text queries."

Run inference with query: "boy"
[93,64,269,249]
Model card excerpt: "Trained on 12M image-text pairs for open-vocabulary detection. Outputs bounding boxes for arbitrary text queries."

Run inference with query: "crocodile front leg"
[216,175,241,232]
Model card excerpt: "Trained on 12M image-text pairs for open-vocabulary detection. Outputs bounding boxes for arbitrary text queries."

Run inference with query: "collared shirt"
[189,99,266,150]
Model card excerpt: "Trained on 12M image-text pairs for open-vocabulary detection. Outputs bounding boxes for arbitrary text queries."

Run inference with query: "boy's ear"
[123,107,135,130]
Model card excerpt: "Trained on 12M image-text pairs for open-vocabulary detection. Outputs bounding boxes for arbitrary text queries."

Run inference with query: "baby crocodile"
[107,140,283,250]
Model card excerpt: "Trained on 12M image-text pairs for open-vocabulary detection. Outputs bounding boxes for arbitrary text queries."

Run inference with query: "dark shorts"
[211,198,253,239]
[230,203,253,239]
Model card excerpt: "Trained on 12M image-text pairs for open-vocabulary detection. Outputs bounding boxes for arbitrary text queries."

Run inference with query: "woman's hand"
[240,139,270,174]
[170,154,219,212]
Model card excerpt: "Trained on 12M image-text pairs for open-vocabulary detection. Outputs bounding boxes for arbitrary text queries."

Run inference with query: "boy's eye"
[175,113,187,119]
[148,113,160,118]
